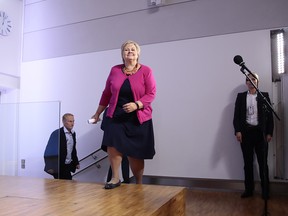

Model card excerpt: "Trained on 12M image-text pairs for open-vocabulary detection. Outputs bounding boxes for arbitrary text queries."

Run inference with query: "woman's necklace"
[123,64,139,76]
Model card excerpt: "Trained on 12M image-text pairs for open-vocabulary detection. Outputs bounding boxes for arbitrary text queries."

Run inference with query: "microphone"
[233,55,251,73]
[233,55,244,66]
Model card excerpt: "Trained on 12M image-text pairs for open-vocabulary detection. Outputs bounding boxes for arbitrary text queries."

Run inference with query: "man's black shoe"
[262,193,270,200]
[241,191,253,198]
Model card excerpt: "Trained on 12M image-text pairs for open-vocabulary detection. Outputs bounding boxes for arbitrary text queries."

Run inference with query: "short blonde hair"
[251,72,259,81]
[121,40,141,63]
[246,73,259,87]
[246,73,259,81]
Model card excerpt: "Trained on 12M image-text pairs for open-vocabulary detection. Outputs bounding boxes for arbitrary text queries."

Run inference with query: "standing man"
[44,113,80,180]
[233,73,274,199]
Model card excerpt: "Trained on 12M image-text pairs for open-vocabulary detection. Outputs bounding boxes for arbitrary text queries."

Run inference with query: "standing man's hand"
[236,132,242,143]
[266,134,272,143]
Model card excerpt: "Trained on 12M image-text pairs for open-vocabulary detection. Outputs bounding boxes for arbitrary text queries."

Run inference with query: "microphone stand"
[240,67,280,216]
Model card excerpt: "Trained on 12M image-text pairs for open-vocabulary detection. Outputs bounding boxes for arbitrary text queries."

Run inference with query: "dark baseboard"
[130,175,288,195]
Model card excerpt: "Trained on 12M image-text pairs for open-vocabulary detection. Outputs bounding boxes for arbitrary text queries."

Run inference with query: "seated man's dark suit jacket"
[44,127,79,176]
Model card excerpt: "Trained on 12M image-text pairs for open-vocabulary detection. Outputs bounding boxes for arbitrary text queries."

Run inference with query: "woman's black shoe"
[104,180,121,189]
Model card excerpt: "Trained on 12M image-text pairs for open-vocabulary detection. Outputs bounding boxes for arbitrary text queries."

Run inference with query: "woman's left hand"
[123,102,137,113]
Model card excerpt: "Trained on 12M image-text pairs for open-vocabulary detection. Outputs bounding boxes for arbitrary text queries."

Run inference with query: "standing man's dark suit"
[44,113,79,180]
[233,92,274,136]
[233,74,274,199]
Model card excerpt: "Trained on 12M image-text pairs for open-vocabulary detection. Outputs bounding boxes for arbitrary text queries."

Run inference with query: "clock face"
[0,11,12,36]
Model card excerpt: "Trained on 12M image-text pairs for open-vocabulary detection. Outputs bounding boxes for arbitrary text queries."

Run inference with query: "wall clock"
[0,11,12,36]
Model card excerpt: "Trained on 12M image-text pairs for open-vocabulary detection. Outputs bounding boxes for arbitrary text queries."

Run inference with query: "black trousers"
[53,163,73,180]
[241,126,269,195]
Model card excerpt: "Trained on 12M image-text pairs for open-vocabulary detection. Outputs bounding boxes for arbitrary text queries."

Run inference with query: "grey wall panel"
[24,0,190,33]
[23,0,149,33]
[282,75,288,179]
[23,0,288,62]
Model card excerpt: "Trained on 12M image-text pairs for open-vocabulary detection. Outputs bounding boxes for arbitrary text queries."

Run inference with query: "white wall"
[144,30,273,179]
[0,0,23,175]
[0,0,22,91]
[0,103,18,175]
[17,101,61,178]
[20,29,273,180]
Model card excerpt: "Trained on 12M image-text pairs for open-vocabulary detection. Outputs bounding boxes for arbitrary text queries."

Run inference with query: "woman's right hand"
[90,113,101,124]
[90,105,106,123]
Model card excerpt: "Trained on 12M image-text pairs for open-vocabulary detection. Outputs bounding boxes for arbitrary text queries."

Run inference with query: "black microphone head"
[233,55,244,65]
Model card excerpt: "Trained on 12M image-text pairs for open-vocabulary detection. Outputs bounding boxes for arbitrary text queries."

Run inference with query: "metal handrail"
[72,148,108,176]
[73,155,108,176]
[78,148,104,162]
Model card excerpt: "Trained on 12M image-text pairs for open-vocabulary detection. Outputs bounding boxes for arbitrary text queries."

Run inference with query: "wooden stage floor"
[0,175,185,216]
[186,189,288,216]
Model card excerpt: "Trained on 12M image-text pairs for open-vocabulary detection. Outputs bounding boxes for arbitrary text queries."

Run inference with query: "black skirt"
[101,79,155,159]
